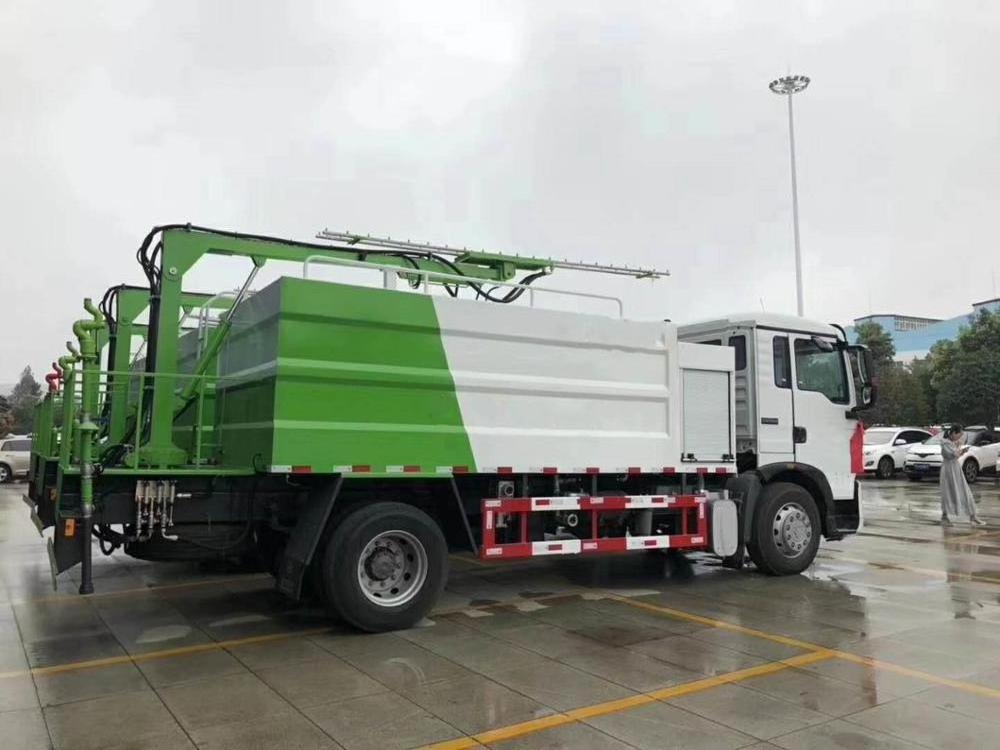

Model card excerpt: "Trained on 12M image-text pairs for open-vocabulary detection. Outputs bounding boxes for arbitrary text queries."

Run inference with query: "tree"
[0,394,12,436]
[930,309,1000,428]
[7,366,42,434]
[855,322,895,366]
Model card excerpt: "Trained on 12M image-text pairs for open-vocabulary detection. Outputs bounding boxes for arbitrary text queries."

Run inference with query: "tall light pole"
[769,74,810,317]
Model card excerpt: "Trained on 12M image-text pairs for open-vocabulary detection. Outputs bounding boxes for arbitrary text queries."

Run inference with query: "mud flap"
[49,518,84,582]
[275,477,342,600]
[722,474,761,568]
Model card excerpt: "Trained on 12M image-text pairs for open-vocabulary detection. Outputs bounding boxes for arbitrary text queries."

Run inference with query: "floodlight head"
[769,75,810,95]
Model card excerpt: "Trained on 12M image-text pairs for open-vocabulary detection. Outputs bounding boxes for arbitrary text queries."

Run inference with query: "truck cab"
[679,313,874,571]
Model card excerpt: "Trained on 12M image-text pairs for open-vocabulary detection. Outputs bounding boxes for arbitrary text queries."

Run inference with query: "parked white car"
[905,427,1000,484]
[862,427,933,479]
[0,435,32,483]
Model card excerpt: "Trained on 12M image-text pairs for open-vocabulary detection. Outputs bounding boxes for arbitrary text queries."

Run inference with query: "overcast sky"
[3,0,999,382]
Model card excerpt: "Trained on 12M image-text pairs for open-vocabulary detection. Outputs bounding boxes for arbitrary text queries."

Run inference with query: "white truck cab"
[679,313,874,572]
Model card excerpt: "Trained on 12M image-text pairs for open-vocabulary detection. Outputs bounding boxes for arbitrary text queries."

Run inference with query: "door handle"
[761,417,779,425]
[794,426,807,444]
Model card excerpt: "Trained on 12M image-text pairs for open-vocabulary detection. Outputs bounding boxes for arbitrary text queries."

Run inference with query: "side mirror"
[893,438,907,446]
[861,383,876,408]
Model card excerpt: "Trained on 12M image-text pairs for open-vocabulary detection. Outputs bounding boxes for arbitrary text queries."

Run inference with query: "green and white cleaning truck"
[26,225,874,631]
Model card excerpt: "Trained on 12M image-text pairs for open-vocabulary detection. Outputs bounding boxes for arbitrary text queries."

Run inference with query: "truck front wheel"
[321,502,448,632]
[747,482,820,575]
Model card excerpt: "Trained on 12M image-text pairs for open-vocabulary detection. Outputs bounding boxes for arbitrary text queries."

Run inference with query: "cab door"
[754,330,795,462]
[788,334,855,499]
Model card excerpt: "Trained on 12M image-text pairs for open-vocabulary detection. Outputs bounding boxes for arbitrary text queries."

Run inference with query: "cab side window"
[773,337,791,389]
[728,335,747,371]
[793,339,849,404]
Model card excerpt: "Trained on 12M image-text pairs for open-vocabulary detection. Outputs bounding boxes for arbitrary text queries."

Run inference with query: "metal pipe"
[301,255,626,318]
[73,297,106,595]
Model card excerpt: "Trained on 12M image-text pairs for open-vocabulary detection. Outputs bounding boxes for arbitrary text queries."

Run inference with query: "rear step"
[480,494,710,560]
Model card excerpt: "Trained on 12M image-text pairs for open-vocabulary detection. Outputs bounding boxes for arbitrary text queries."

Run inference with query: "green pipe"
[73,298,106,595]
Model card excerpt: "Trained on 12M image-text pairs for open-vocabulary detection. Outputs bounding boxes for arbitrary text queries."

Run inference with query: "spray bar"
[315,229,669,279]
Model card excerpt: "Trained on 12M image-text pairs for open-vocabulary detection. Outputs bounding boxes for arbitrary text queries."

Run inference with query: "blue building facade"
[846,298,1000,361]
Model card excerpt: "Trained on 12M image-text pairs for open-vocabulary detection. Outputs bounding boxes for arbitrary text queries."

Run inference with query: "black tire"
[747,482,821,576]
[963,459,979,484]
[0,463,10,484]
[876,456,895,480]
[321,502,447,632]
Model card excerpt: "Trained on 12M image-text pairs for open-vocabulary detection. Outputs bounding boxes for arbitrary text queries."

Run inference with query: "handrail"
[301,255,625,319]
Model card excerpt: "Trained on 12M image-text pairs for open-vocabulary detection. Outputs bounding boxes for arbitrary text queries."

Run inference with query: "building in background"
[846,298,1000,361]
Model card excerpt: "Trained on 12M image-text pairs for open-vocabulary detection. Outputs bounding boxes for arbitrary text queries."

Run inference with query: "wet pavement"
[4,476,1000,749]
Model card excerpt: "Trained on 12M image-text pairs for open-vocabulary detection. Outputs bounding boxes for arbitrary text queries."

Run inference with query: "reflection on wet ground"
[3,477,1000,749]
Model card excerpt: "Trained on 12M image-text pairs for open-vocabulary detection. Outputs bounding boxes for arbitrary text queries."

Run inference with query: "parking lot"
[3,477,1000,750]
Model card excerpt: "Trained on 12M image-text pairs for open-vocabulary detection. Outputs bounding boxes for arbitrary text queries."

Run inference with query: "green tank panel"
[215,276,476,475]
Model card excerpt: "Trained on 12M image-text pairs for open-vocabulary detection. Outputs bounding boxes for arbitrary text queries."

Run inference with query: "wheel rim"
[965,462,977,481]
[356,530,428,607]
[0,466,8,482]
[772,502,813,559]
[879,459,893,479]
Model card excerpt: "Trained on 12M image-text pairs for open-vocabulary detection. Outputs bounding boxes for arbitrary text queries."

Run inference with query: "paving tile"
[411,631,541,677]
[560,643,703,692]
[795,657,931,699]
[487,721,635,749]
[43,690,184,750]
[845,697,1000,750]
[584,700,756,750]
[741,665,897,717]
[628,634,769,676]
[400,672,554,734]
[304,691,456,750]
[489,660,636,712]
[35,661,150,707]
[157,671,295,731]
[229,635,333,670]
[256,653,386,709]
[137,648,249,687]
[669,683,829,740]
[23,631,125,668]
[0,673,40,712]
[485,622,603,658]
[191,710,342,750]
[771,719,928,750]
[0,707,52,750]
[337,636,470,690]
[687,626,808,660]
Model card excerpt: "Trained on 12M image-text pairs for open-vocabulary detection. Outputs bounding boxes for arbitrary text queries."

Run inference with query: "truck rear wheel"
[747,482,820,576]
[321,502,448,632]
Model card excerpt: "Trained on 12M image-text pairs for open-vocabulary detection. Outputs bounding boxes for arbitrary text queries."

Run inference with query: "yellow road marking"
[832,650,1000,699]
[0,627,333,680]
[606,594,822,651]
[422,651,835,749]
[609,594,1000,700]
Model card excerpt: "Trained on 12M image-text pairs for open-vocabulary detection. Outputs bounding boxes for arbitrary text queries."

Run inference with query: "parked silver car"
[0,436,32,483]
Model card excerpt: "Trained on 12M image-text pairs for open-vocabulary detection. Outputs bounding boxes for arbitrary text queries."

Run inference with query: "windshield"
[864,430,896,445]
[925,431,979,445]
[922,435,943,445]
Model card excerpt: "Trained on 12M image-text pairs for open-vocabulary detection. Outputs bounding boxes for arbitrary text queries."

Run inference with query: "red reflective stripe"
[542,467,558,475]
[627,467,642,475]
[497,466,514,474]
[643,539,658,547]
[586,467,601,474]
[403,465,422,473]
[535,498,551,507]
[696,467,709,475]
[662,467,677,475]
[452,466,469,474]
[547,543,563,552]
[715,467,729,475]
[352,465,372,473]
[291,466,312,474]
